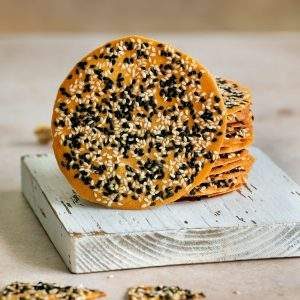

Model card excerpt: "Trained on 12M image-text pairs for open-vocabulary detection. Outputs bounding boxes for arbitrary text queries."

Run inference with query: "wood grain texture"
[21,147,300,273]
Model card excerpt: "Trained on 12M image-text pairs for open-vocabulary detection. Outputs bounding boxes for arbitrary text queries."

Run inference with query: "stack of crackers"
[51,35,254,210]
[186,77,254,199]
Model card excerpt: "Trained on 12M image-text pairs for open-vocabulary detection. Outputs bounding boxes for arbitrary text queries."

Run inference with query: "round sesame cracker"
[216,76,254,153]
[216,77,252,115]
[181,176,246,200]
[220,141,253,154]
[195,179,246,198]
[52,36,227,209]
[188,153,254,197]
[209,152,255,176]
[223,124,254,147]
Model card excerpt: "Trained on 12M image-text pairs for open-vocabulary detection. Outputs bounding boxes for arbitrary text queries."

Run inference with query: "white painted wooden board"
[21,147,300,273]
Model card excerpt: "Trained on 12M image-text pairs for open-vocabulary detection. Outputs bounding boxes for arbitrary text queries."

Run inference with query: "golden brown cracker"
[0,282,106,299]
[128,286,205,300]
[52,36,227,209]
[217,77,252,115]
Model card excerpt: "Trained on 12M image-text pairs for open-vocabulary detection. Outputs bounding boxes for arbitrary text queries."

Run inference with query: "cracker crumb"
[34,124,52,144]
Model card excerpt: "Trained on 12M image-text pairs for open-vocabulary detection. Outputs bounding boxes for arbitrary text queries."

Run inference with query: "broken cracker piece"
[0,281,106,299]
[34,124,52,144]
[128,285,205,300]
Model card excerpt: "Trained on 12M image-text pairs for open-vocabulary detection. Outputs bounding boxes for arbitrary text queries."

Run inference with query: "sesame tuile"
[216,77,251,110]
[128,285,206,299]
[0,282,105,299]
[190,176,239,194]
[52,36,226,209]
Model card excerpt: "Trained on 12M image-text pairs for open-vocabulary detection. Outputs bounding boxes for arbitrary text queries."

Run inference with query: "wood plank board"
[21,147,300,273]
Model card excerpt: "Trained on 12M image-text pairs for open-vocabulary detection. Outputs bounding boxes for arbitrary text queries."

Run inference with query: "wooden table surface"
[0,33,300,299]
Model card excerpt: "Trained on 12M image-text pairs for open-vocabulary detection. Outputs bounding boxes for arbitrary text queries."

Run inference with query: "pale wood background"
[0,32,300,299]
[0,0,300,32]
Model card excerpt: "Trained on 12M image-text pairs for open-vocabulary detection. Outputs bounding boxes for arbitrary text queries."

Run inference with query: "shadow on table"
[0,190,67,273]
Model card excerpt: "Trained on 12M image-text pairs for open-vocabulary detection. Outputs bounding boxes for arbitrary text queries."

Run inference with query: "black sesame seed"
[77,61,87,70]
[200,109,213,121]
